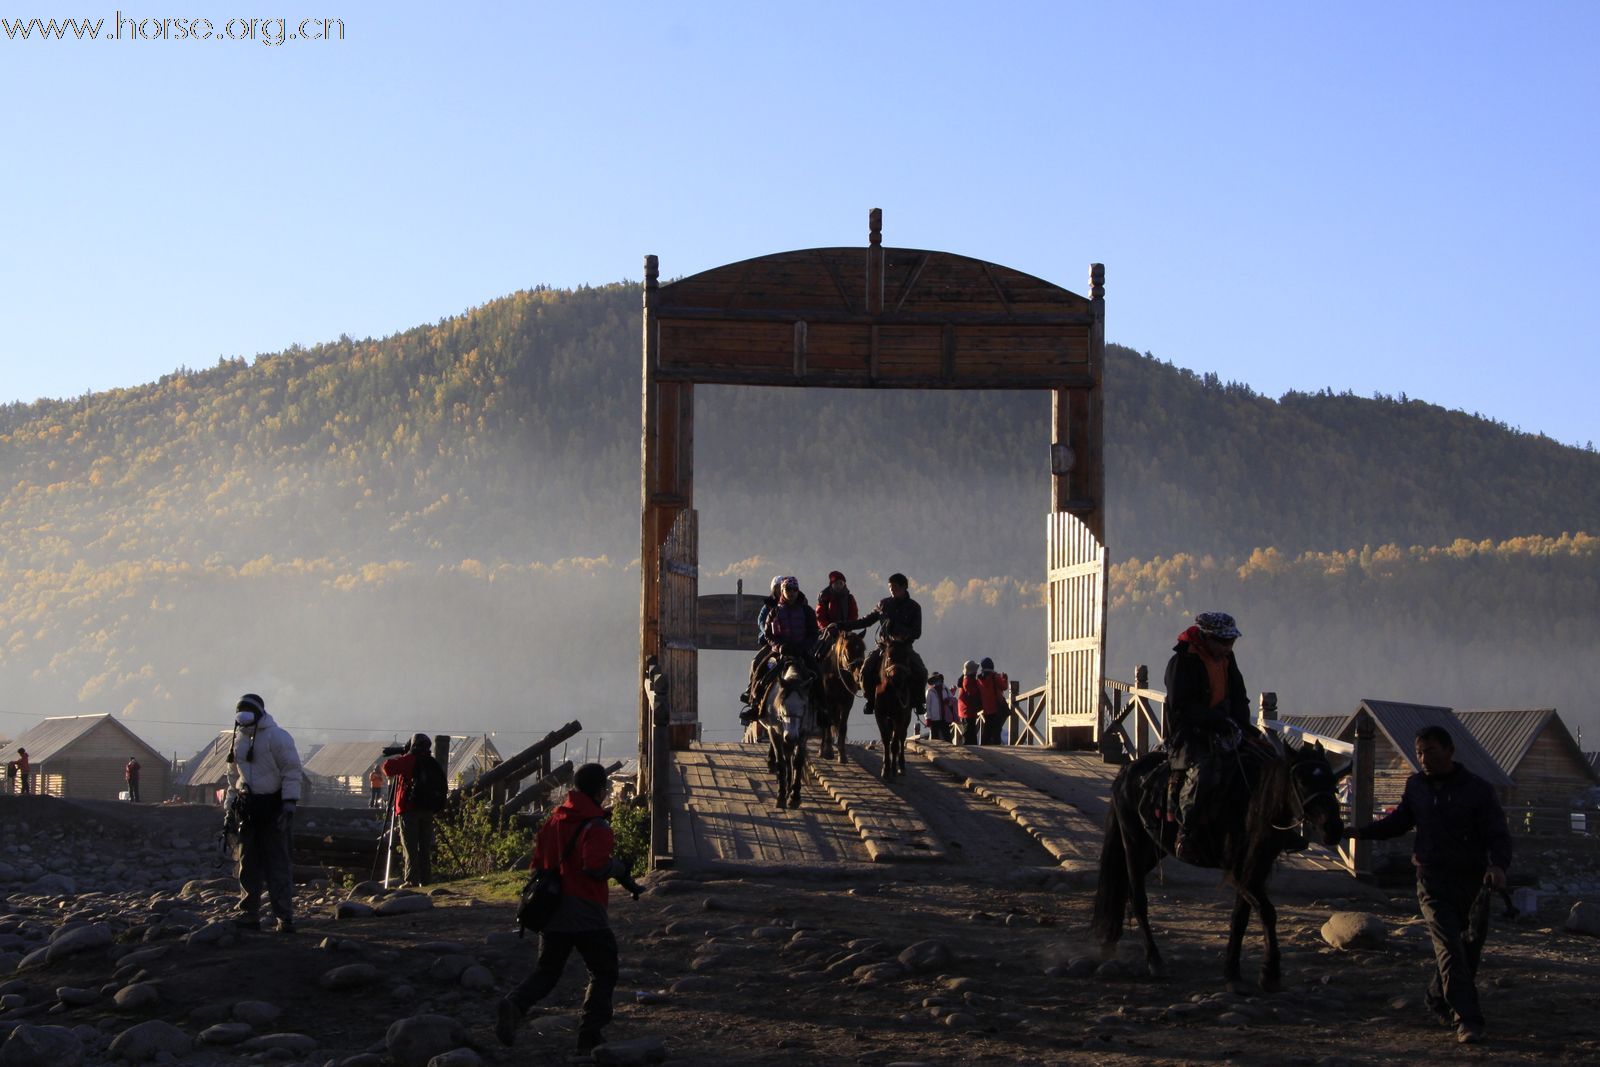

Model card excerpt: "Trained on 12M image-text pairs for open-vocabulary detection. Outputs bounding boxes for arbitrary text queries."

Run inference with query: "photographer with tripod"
[226,693,302,934]
[381,733,447,888]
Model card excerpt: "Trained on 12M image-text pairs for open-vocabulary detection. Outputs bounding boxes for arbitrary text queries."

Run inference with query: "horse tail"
[1091,800,1130,947]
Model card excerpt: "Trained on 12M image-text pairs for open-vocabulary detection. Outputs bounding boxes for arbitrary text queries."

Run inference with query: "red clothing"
[381,751,422,814]
[954,676,984,721]
[976,671,1009,716]
[532,790,617,909]
[814,587,858,631]
[125,760,140,783]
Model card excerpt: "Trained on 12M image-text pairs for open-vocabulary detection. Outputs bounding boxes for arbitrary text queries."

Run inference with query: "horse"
[816,626,866,763]
[872,636,917,782]
[1090,733,1345,993]
[757,653,818,810]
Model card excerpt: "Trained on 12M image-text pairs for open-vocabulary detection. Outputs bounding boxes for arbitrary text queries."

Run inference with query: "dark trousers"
[127,779,140,802]
[925,721,952,742]
[509,928,619,1040]
[978,713,1004,746]
[1418,867,1490,1026]
[237,797,294,923]
[399,810,433,885]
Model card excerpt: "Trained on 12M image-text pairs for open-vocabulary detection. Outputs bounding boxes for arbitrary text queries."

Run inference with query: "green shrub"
[610,801,650,878]
[432,793,529,880]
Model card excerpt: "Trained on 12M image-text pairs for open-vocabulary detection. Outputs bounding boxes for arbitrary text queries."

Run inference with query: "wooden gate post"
[644,657,672,870]
[1349,713,1375,878]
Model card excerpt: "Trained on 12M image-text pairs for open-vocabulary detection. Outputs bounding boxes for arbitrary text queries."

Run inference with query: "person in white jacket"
[228,692,303,933]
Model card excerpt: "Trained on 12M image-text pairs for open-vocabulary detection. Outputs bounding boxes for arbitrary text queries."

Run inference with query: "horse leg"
[837,708,848,764]
[773,738,790,811]
[1122,824,1165,978]
[894,710,908,778]
[1224,894,1251,992]
[876,711,894,783]
[789,738,805,808]
[1251,882,1281,992]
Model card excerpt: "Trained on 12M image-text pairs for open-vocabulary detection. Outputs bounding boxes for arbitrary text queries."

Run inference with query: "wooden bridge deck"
[667,740,1357,890]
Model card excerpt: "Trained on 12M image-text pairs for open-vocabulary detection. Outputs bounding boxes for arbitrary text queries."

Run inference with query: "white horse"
[758,654,816,809]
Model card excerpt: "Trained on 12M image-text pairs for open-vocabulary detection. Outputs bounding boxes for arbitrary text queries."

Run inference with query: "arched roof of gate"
[654,246,1098,389]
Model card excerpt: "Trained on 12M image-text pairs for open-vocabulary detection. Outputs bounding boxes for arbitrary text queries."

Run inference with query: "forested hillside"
[2,283,1596,753]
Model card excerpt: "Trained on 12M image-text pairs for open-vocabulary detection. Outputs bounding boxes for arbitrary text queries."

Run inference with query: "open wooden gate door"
[658,509,699,744]
[1046,509,1106,747]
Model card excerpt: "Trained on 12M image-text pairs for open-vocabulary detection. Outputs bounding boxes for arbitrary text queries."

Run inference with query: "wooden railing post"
[1350,713,1375,879]
[1132,664,1150,757]
[645,657,672,870]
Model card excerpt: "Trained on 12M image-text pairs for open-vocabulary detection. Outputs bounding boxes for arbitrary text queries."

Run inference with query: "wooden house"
[177,731,235,805]
[0,715,171,801]
[303,741,393,806]
[1454,709,1598,830]
[444,734,503,790]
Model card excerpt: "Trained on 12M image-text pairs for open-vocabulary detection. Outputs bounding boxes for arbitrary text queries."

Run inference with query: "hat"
[770,575,785,593]
[888,572,908,587]
[236,693,265,716]
[828,570,846,584]
[410,733,432,751]
[781,575,798,589]
[928,672,944,683]
[980,657,994,671]
[1195,612,1241,640]
[963,659,978,673]
[574,762,609,797]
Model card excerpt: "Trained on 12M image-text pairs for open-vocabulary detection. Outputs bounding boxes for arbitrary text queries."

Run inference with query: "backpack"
[410,754,448,813]
[517,817,593,935]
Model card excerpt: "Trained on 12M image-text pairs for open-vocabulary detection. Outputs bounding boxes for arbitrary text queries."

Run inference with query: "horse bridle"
[1274,755,1339,833]
[829,631,865,693]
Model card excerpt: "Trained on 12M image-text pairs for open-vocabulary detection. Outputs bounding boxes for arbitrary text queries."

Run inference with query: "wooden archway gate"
[639,210,1107,823]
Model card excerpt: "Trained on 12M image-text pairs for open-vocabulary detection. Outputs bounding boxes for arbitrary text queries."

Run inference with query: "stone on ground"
[384,1014,471,1067]
[592,1036,670,1066]
[426,1050,481,1067]
[107,1019,191,1062]
[1320,912,1387,950]
[0,1023,85,1067]
[896,940,954,974]
[231,1000,282,1027]
[1564,901,1600,937]
[112,983,159,1011]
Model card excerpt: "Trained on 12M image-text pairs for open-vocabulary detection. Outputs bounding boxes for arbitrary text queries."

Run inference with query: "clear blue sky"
[4,1,1597,445]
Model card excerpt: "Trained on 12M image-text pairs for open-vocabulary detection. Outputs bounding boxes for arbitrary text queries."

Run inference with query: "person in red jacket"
[497,763,644,1052]
[953,661,983,746]
[814,570,858,632]
[12,748,29,794]
[124,756,141,803]
[381,733,440,887]
[975,657,1010,745]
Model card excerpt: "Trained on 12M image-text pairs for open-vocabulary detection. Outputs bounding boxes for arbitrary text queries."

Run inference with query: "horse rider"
[740,575,786,716]
[744,576,819,709]
[841,572,927,718]
[1163,611,1253,862]
[814,570,858,632]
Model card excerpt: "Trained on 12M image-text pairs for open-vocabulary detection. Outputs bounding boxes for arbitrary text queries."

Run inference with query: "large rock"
[107,1020,191,1062]
[1565,901,1600,937]
[376,895,434,917]
[335,901,375,921]
[1320,912,1387,950]
[426,1051,481,1067]
[113,983,159,1012]
[896,940,954,974]
[427,955,474,982]
[197,1023,254,1046]
[43,924,110,963]
[385,1015,471,1067]
[458,965,494,991]
[24,876,75,899]
[320,964,380,990]
[231,1000,282,1028]
[592,1037,670,1066]
[0,1023,85,1067]
[240,1033,318,1053]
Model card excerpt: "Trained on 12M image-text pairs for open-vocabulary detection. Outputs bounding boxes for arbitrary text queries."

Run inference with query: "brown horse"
[873,637,917,782]
[817,626,866,763]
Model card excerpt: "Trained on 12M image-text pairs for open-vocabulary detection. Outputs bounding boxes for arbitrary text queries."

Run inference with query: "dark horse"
[1091,735,1345,992]
[757,653,817,809]
[817,626,866,764]
[872,637,917,782]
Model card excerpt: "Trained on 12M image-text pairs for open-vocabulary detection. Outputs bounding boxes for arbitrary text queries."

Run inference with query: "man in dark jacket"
[844,573,927,717]
[125,756,141,802]
[497,763,644,1053]
[382,733,441,887]
[1162,611,1250,859]
[1349,725,1511,1045]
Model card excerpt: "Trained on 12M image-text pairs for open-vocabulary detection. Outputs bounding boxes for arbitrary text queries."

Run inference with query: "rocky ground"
[2,794,1599,1067]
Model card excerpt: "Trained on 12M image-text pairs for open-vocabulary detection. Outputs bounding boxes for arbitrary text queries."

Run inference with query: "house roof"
[0,715,166,766]
[1356,700,1512,787]
[1589,752,1600,778]
[178,731,235,788]
[1455,709,1598,784]
[445,735,502,782]
[1275,714,1354,746]
[303,741,392,781]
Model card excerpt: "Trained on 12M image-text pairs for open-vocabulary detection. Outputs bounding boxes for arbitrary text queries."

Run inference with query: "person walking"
[1348,725,1511,1045]
[227,693,302,934]
[382,733,445,887]
[124,756,141,803]
[496,763,645,1053]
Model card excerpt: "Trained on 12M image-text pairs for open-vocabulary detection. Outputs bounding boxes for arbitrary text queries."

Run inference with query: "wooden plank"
[807,758,944,862]
[651,365,1097,390]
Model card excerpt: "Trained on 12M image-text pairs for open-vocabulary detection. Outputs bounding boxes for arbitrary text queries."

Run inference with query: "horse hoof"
[1146,961,1165,981]
[1259,975,1281,994]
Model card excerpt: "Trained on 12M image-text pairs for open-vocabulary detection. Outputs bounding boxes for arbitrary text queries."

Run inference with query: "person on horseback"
[746,576,820,711]
[842,572,927,717]
[1163,611,1252,862]
[814,570,858,632]
[740,575,787,716]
